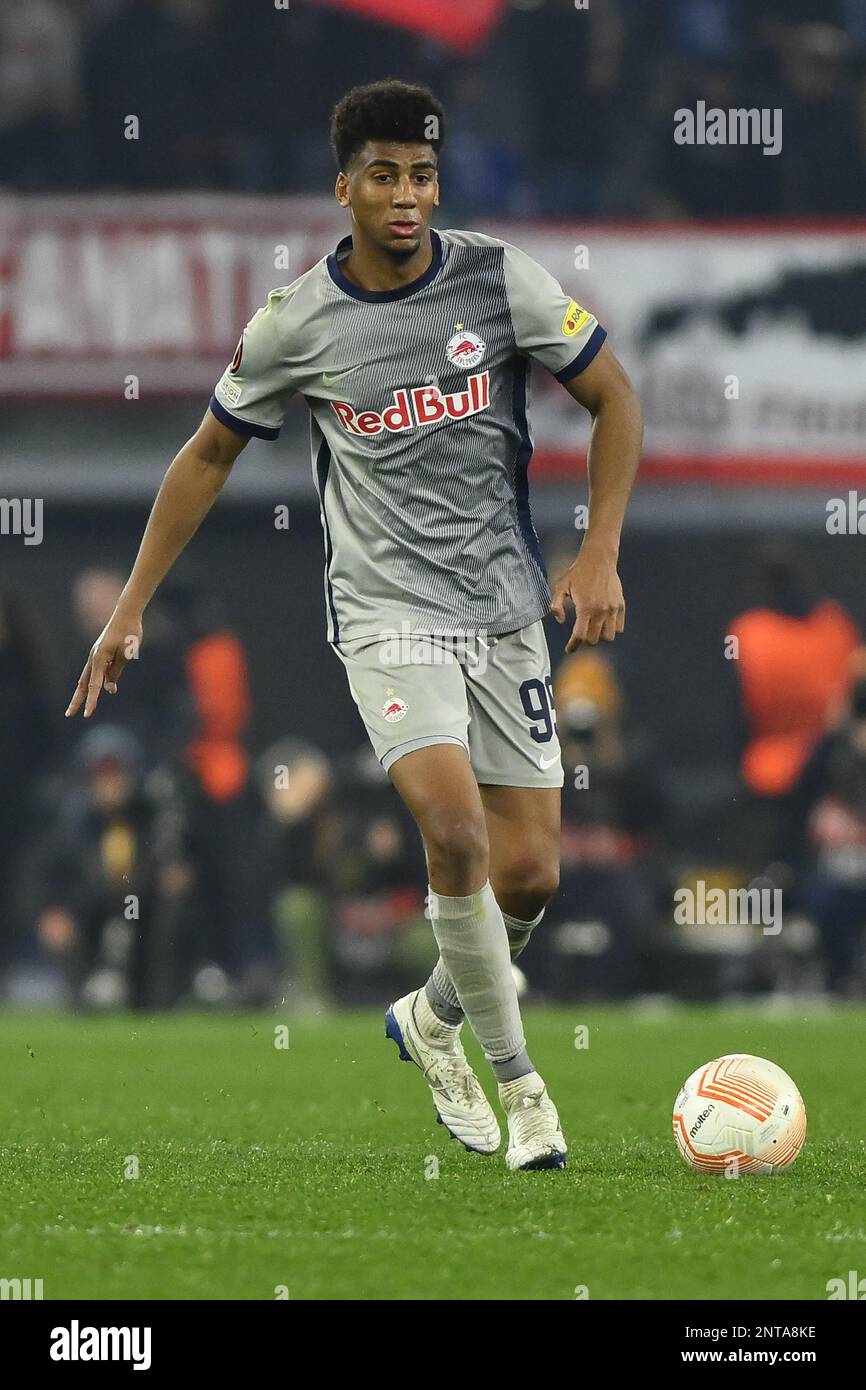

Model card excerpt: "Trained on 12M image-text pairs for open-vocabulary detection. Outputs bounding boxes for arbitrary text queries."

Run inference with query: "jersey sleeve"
[210,292,295,440]
[502,241,607,383]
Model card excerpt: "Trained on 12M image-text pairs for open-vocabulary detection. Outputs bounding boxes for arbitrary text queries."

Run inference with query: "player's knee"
[495,855,559,916]
[422,809,489,887]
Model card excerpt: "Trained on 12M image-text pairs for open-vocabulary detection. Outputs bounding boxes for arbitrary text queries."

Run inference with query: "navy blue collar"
[327,227,443,302]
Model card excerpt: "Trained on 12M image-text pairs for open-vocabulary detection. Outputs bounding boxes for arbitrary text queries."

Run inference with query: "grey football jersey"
[211,228,606,644]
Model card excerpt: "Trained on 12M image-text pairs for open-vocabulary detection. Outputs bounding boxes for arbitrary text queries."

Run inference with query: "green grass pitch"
[2,1005,864,1300]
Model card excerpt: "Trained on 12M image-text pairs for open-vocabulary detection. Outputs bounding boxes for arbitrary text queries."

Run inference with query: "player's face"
[338,141,439,253]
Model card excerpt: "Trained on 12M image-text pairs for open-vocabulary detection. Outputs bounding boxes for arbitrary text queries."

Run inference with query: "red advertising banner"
[302,0,506,52]
[3,196,865,483]
[0,195,342,393]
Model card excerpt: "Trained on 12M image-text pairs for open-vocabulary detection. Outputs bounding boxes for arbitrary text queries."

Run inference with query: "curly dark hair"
[329,78,445,173]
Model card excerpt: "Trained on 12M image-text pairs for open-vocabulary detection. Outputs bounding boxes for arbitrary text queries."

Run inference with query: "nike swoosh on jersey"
[322,366,361,386]
[538,752,560,770]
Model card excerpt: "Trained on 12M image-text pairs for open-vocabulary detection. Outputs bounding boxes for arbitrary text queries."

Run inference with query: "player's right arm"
[68,291,295,719]
[65,410,248,720]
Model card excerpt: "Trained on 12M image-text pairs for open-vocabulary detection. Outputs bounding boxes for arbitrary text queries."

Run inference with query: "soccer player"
[67,80,642,1170]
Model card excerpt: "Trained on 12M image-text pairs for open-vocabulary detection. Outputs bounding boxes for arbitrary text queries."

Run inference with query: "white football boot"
[385,989,501,1154]
[499,1071,567,1170]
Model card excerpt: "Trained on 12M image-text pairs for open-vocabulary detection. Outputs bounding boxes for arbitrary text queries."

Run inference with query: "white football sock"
[426,881,532,1079]
[425,905,545,1025]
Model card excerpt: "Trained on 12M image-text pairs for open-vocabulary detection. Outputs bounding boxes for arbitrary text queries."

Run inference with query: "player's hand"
[65,609,143,719]
[550,543,625,652]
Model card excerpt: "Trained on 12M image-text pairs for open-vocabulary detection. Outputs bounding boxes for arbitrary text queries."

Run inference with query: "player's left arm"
[550,342,643,651]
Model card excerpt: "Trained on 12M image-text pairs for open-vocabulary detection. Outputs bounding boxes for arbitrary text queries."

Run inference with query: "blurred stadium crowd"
[2,545,866,1010]
[3,0,866,1011]
[2,0,866,215]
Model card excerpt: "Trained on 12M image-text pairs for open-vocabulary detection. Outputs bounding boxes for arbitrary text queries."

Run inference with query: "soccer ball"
[672,1053,806,1175]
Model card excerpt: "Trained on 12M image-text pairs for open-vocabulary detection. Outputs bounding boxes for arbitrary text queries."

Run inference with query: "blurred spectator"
[727,541,860,867]
[192,1,334,192]
[0,592,55,980]
[326,745,431,1005]
[774,24,866,215]
[82,0,211,188]
[14,724,196,1008]
[505,0,627,216]
[69,567,195,769]
[544,651,666,998]
[666,0,743,62]
[437,69,525,217]
[0,0,84,188]
[655,60,782,217]
[0,0,863,216]
[161,575,268,1000]
[792,671,866,995]
[257,737,334,1011]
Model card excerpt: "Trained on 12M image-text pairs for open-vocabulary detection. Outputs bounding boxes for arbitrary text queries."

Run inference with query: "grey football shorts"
[333,620,564,788]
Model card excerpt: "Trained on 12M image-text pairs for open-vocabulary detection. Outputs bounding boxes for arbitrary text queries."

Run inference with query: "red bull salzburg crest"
[381,691,408,724]
[445,327,486,369]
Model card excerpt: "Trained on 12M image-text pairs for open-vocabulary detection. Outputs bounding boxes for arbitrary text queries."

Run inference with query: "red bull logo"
[331,371,490,437]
